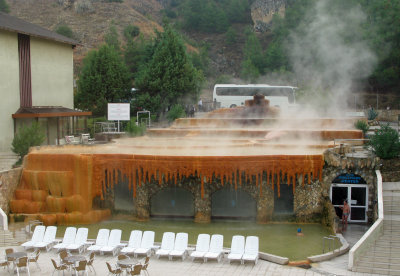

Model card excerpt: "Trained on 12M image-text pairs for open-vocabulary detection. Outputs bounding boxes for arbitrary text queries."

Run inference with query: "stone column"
[194,184,211,223]
[135,184,150,221]
[256,185,274,223]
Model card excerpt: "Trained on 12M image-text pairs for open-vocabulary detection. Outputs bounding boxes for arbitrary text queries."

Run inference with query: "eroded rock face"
[251,0,286,32]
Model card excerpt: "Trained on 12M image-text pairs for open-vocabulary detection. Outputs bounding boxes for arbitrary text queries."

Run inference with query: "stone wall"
[129,174,274,224]
[0,168,22,214]
[323,147,379,223]
[380,158,400,182]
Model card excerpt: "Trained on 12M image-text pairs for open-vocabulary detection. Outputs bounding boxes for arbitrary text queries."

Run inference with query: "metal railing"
[322,235,340,253]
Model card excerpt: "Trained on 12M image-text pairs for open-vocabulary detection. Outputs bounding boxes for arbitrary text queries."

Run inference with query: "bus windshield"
[215,86,296,103]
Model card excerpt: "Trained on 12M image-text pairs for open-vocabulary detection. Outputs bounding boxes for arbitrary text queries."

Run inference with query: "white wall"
[0,30,20,152]
[30,37,74,108]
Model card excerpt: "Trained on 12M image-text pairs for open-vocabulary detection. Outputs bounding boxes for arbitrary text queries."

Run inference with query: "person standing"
[341,200,350,227]
[198,98,203,112]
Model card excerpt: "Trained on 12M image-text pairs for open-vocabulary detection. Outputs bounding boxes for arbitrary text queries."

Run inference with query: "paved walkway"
[0,224,378,276]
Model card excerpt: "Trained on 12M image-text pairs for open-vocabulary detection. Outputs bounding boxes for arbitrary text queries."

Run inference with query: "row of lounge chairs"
[22,226,258,264]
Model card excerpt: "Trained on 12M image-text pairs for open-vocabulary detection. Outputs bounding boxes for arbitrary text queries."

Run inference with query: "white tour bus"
[213,84,297,110]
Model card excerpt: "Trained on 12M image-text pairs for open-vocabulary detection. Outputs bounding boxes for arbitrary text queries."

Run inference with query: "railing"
[348,170,383,270]
[322,235,340,253]
[0,208,7,231]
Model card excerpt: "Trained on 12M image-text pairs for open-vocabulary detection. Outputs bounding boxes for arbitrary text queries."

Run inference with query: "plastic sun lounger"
[169,232,189,261]
[53,227,77,252]
[33,226,57,251]
[120,230,142,255]
[66,228,89,254]
[21,225,45,249]
[155,232,175,259]
[190,234,210,261]
[227,235,245,264]
[87,229,110,253]
[242,236,259,265]
[100,229,122,256]
[134,231,155,258]
[204,234,224,263]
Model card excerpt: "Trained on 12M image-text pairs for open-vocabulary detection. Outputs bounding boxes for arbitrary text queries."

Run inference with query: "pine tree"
[75,45,131,116]
[135,25,203,114]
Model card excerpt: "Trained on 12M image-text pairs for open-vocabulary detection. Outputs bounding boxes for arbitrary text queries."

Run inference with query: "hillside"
[8,0,164,68]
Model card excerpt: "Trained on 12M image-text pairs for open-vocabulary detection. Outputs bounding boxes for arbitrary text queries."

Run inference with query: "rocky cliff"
[251,0,286,32]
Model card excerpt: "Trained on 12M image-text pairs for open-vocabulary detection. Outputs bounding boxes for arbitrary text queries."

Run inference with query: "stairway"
[353,182,400,275]
[0,152,18,171]
[0,229,20,247]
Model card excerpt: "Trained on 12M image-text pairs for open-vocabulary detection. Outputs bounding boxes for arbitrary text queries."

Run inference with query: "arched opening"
[274,183,294,214]
[211,189,256,219]
[330,173,368,223]
[150,188,194,218]
[114,173,134,212]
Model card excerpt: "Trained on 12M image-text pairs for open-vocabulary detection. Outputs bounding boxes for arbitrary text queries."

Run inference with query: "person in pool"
[341,200,350,226]
[296,228,304,236]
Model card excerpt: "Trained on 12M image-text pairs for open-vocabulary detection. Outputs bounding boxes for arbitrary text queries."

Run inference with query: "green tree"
[75,45,131,116]
[241,31,264,80]
[12,122,45,164]
[124,35,154,75]
[369,124,400,159]
[0,0,9,13]
[123,25,140,41]
[225,26,237,45]
[105,25,120,52]
[135,25,203,114]
[55,25,74,39]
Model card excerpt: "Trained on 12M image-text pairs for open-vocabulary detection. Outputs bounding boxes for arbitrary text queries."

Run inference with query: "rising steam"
[287,0,377,115]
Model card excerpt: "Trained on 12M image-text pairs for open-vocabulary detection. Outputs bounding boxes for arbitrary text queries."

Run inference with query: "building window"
[18,34,32,107]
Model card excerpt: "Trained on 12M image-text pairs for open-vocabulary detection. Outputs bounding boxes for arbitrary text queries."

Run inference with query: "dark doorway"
[211,189,256,219]
[114,175,134,212]
[274,184,294,214]
[150,188,194,218]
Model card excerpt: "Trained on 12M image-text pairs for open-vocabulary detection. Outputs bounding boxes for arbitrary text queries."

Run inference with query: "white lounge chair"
[204,234,224,263]
[53,227,76,252]
[120,230,142,255]
[33,226,57,251]
[155,232,175,259]
[134,231,155,258]
[242,236,259,264]
[227,235,245,264]
[21,225,45,249]
[169,232,188,261]
[87,229,110,253]
[100,229,122,256]
[190,234,210,261]
[66,228,89,253]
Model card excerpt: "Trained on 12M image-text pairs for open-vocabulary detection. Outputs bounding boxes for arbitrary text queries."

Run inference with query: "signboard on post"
[108,103,130,121]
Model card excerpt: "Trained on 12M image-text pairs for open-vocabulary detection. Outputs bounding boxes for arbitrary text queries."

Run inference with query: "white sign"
[108,103,130,121]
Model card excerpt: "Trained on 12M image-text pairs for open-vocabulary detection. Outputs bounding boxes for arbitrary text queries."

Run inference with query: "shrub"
[369,124,400,159]
[123,25,140,40]
[11,122,45,164]
[354,120,369,136]
[126,120,146,137]
[166,104,186,122]
[367,108,378,120]
[0,0,10,13]
[55,25,74,39]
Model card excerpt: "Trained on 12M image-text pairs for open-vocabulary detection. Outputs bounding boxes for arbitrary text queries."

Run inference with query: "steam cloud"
[287,0,377,115]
